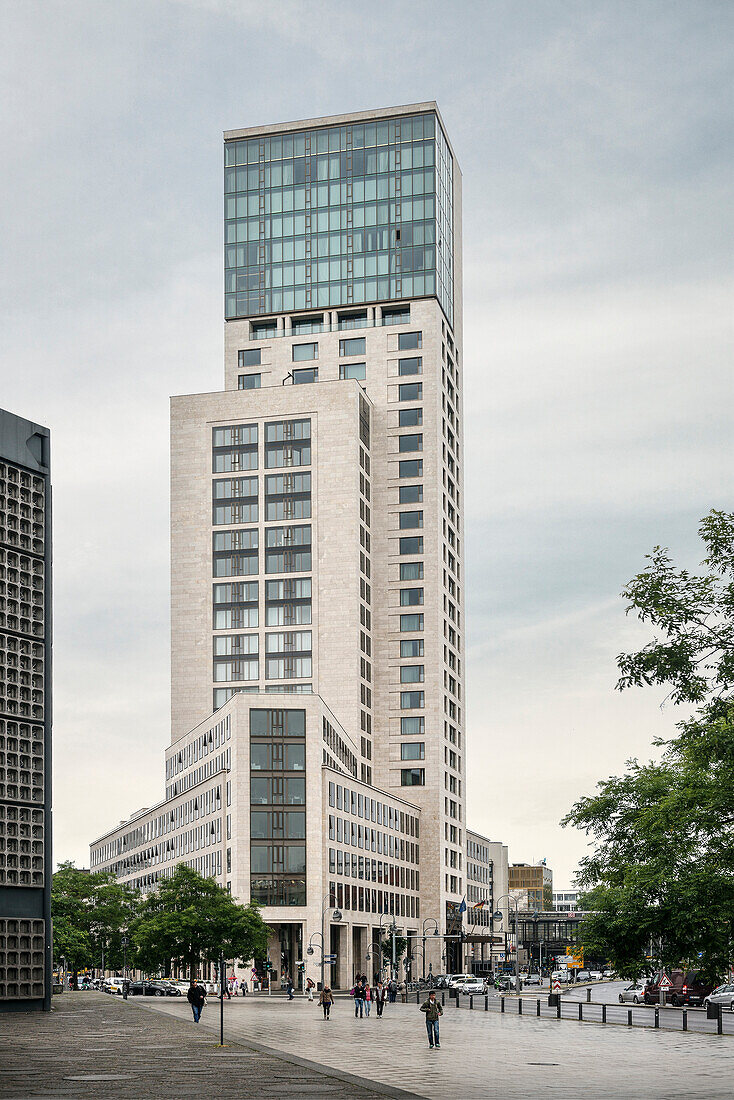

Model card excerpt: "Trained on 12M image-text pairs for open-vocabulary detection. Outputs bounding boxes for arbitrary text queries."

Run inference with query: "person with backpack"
[319,985,334,1020]
[420,989,443,1049]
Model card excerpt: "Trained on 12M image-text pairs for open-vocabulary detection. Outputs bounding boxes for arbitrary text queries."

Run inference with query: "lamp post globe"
[307,946,314,956]
[334,909,343,922]
[493,910,503,922]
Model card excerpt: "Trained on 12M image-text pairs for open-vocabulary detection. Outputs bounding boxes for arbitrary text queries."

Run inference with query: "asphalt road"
[451,980,734,1035]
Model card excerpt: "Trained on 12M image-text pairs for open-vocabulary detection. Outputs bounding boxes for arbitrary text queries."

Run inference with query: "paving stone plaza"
[1,992,732,1099]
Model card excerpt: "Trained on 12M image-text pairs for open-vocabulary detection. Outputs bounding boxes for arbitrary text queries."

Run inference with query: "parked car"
[644,969,715,1007]
[103,976,127,995]
[619,981,647,1004]
[524,973,542,986]
[703,984,734,1012]
[130,981,173,997]
[447,973,473,989]
[496,975,518,992]
[602,969,615,979]
[551,970,570,983]
[589,970,603,981]
[457,977,485,995]
[576,970,591,982]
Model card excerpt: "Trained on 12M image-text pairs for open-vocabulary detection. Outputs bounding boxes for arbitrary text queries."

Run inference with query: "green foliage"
[568,707,734,979]
[129,864,270,979]
[51,861,139,974]
[616,510,734,705]
[564,513,734,981]
[379,929,408,964]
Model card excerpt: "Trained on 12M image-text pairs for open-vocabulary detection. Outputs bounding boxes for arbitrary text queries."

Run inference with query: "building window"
[382,307,410,326]
[239,349,261,367]
[401,715,425,736]
[292,342,318,362]
[339,362,366,380]
[400,588,424,606]
[398,357,422,376]
[399,332,422,350]
[400,613,424,631]
[401,743,425,761]
[398,434,422,453]
[238,374,262,389]
[400,562,423,581]
[399,536,423,554]
[401,767,425,786]
[292,367,318,384]
[400,665,424,683]
[340,337,366,357]
[291,317,323,335]
[399,408,423,427]
[399,485,423,504]
[338,311,368,330]
[399,382,422,401]
[251,321,276,339]
[400,691,424,709]
[399,511,423,529]
[399,460,423,478]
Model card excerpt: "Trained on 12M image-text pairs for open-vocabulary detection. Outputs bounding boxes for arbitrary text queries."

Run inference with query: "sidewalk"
[0,992,392,1099]
[143,989,734,1099]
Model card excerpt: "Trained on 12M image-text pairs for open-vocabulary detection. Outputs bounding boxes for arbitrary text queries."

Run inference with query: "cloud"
[0,1,732,885]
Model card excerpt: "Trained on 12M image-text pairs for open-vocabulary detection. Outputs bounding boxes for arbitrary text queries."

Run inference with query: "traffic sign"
[552,979,561,991]
[659,974,672,989]
[323,954,337,963]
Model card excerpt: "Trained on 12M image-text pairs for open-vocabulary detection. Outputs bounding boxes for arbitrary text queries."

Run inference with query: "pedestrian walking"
[306,977,315,1002]
[420,990,443,1049]
[286,975,295,1000]
[187,978,207,1024]
[319,985,334,1019]
[231,976,239,996]
[388,978,397,1003]
[364,980,372,1016]
[353,975,366,1017]
[241,978,248,996]
[374,981,387,1017]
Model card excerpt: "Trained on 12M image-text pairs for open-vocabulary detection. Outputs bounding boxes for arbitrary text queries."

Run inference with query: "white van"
[447,973,472,989]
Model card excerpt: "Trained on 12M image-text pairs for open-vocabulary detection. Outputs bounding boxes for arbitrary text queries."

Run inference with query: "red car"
[644,969,715,1007]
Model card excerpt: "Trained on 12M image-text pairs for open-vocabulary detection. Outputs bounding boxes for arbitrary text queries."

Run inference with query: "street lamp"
[421,918,440,982]
[379,912,399,980]
[317,891,342,992]
[493,894,520,994]
[365,941,385,983]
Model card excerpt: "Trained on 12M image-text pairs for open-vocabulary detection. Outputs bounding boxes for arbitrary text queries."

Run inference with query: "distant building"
[508,862,553,912]
[0,408,52,1012]
[553,890,580,912]
[465,831,508,973]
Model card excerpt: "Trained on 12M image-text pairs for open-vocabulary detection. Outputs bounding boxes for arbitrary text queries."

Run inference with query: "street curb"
[125,997,427,1100]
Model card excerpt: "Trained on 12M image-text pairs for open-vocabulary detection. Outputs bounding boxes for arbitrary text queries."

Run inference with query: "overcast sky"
[1,0,732,887]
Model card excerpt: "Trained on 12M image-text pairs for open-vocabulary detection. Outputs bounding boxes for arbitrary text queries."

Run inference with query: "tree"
[379,929,407,969]
[130,864,270,979]
[616,510,734,706]
[563,512,734,980]
[51,862,139,980]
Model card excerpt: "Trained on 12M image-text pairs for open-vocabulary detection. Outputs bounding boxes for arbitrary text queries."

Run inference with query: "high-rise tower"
[93,103,473,984]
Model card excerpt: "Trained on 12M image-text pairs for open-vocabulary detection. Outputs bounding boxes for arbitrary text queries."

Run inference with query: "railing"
[415,988,733,1036]
[249,315,411,340]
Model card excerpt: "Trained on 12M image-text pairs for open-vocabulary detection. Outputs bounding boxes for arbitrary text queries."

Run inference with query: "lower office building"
[0,408,52,1011]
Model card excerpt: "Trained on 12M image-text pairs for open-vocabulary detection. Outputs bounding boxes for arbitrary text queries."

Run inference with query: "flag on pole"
[458,897,467,914]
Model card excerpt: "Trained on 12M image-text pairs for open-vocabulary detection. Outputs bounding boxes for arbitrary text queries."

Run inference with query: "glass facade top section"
[224,111,454,326]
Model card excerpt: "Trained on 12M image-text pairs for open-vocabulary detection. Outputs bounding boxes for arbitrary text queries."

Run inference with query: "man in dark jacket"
[187,978,206,1023]
[420,990,443,1048]
[353,976,366,1017]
